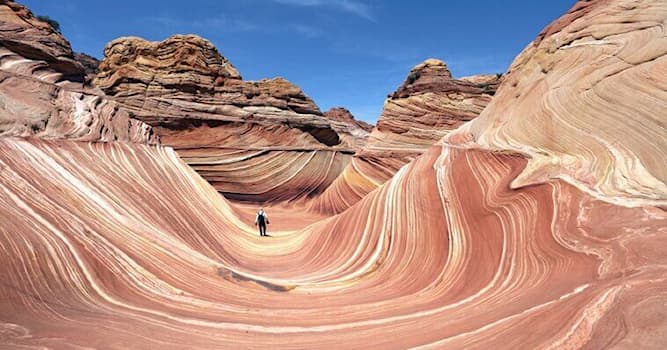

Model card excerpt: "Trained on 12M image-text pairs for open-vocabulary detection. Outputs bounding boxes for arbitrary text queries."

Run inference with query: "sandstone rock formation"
[0,0,156,143]
[309,58,500,214]
[447,0,667,207]
[94,35,360,202]
[1,0,665,348]
[73,51,99,82]
[94,35,342,147]
[324,107,373,148]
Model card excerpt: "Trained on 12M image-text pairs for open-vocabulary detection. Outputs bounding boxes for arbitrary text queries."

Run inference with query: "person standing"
[255,208,270,237]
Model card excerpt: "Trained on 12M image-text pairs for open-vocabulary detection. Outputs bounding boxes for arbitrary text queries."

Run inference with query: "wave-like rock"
[447,0,667,206]
[0,0,84,82]
[1,0,665,348]
[1,136,664,349]
[93,35,362,202]
[0,0,157,143]
[309,59,500,214]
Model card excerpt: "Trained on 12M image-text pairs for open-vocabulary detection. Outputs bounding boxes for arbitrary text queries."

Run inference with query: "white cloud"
[271,0,375,21]
[145,15,258,32]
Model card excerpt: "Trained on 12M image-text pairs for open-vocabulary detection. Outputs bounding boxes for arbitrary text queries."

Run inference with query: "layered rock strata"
[94,35,357,202]
[447,0,667,206]
[0,0,156,143]
[309,59,500,214]
[323,107,373,148]
[2,0,665,348]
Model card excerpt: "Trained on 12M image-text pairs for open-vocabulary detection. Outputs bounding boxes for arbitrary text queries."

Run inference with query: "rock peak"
[324,107,373,132]
[410,58,451,77]
[96,34,241,92]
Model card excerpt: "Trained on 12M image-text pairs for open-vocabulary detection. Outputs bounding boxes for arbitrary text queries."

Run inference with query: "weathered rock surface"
[309,58,500,214]
[0,0,156,143]
[94,35,343,147]
[323,107,372,148]
[73,52,99,82]
[324,107,373,131]
[447,0,667,206]
[93,34,363,202]
[0,0,84,82]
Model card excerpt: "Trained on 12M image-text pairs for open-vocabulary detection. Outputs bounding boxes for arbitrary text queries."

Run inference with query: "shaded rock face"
[73,52,99,82]
[323,107,372,148]
[324,107,373,132]
[94,34,357,202]
[0,0,156,143]
[447,0,667,206]
[309,58,500,214]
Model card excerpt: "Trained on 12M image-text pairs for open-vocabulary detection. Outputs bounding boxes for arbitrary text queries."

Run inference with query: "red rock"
[73,52,99,83]
[93,34,363,202]
[309,58,499,214]
[323,107,372,148]
[1,0,665,348]
[447,0,667,206]
[0,0,156,143]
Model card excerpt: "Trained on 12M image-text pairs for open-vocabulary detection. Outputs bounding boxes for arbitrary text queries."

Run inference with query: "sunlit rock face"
[309,59,500,214]
[0,0,157,143]
[447,0,667,206]
[94,34,361,203]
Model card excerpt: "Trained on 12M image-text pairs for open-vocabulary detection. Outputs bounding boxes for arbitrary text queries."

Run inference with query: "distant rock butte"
[0,0,156,143]
[309,58,501,214]
[324,107,373,148]
[73,52,99,83]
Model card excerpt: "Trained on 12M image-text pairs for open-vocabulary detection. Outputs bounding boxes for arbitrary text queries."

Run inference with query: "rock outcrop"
[0,0,156,143]
[309,59,500,214]
[73,52,99,82]
[93,34,363,202]
[94,35,342,147]
[324,107,372,148]
[447,0,667,207]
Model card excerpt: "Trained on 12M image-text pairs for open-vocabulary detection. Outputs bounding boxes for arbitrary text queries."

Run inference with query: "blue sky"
[21,0,574,123]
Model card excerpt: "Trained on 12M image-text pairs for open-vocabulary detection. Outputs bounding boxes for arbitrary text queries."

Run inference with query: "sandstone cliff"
[0,0,156,143]
[94,34,361,202]
[447,0,667,206]
[309,59,500,213]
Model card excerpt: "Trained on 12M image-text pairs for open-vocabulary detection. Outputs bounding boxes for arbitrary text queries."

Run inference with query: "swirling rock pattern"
[0,0,84,82]
[447,0,667,206]
[0,137,664,349]
[309,59,500,214]
[1,0,666,348]
[0,0,157,143]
